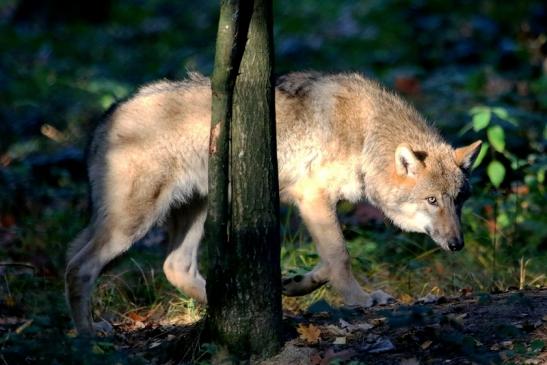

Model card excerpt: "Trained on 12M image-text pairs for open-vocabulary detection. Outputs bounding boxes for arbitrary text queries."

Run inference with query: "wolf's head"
[384,140,482,252]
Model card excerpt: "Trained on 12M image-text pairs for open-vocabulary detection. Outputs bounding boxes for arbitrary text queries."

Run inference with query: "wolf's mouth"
[425,228,463,252]
[433,238,464,252]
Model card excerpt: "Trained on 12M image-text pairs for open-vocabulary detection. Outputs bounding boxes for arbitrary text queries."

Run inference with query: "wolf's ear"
[454,140,482,172]
[395,143,422,178]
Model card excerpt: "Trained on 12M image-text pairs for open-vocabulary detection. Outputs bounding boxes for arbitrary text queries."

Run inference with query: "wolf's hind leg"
[163,197,207,303]
[65,224,134,335]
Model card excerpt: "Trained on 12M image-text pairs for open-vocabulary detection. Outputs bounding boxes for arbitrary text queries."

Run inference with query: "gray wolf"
[65,72,481,334]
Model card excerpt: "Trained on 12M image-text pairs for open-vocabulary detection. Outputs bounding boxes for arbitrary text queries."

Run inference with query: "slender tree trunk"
[205,0,251,287]
[206,0,282,359]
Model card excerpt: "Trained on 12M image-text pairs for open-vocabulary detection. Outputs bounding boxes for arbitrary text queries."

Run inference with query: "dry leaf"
[333,337,346,345]
[320,348,356,365]
[149,341,162,349]
[421,340,432,350]
[366,338,395,353]
[446,313,467,329]
[400,358,420,365]
[297,323,321,344]
[309,351,323,365]
[336,319,373,332]
[415,294,440,304]
[339,319,352,328]
[460,287,473,296]
[399,293,414,304]
[371,317,386,326]
[324,324,347,336]
[15,320,33,334]
[133,321,145,329]
[127,311,146,322]
[356,323,374,331]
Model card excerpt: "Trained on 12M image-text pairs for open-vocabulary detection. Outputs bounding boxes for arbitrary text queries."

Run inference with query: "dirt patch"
[106,289,546,364]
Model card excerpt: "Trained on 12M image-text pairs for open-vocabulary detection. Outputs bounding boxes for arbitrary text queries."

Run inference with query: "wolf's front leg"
[286,188,375,307]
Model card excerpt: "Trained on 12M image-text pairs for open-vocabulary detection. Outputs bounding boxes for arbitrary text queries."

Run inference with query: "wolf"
[65,72,481,334]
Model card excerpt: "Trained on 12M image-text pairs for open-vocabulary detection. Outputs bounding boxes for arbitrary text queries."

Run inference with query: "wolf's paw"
[282,274,307,296]
[370,290,396,306]
[342,291,375,308]
[282,274,327,297]
[92,319,113,335]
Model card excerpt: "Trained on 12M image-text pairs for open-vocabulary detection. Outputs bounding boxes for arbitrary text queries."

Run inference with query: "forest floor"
[54,289,546,364]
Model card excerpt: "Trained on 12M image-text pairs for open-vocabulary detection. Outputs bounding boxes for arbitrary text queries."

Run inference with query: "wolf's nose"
[448,238,464,251]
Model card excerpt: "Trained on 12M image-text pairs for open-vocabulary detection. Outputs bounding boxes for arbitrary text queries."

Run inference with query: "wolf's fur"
[65,72,481,334]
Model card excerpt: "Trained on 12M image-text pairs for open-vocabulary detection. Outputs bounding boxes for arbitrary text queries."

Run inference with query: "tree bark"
[206,0,282,359]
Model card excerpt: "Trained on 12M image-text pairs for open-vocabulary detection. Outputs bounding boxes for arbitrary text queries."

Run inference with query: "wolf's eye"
[426,197,437,206]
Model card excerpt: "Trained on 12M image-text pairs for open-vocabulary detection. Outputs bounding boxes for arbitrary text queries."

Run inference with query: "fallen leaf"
[371,317,386,326]
[333,337,346,345]
[339,319,352,328]
[355,323,374,331]
[414,294,445,304]
[460,287,473,296]
[149,341,162,349]
[399,293,414,304]
[324,324,347,336]
[15,319,33,334]
[144,304,166,321]
[445,313,467,329]
[400,358,420,365]
[297,323,321,344]
[362,337,395,353]
[309,351,323,365]
[421,340,432,350]
[320,348,356,365]
[336,319,373,332]
[133,321,146,329]
[127,311,146,322]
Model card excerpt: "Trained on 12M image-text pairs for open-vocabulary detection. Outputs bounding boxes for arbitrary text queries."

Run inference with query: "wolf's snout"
[448,237,464,251]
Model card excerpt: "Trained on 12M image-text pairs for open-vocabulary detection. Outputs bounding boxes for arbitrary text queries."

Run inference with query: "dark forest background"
[0,0,545,363]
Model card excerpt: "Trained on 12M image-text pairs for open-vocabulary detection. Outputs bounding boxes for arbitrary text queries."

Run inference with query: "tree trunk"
[206,0,282,359]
